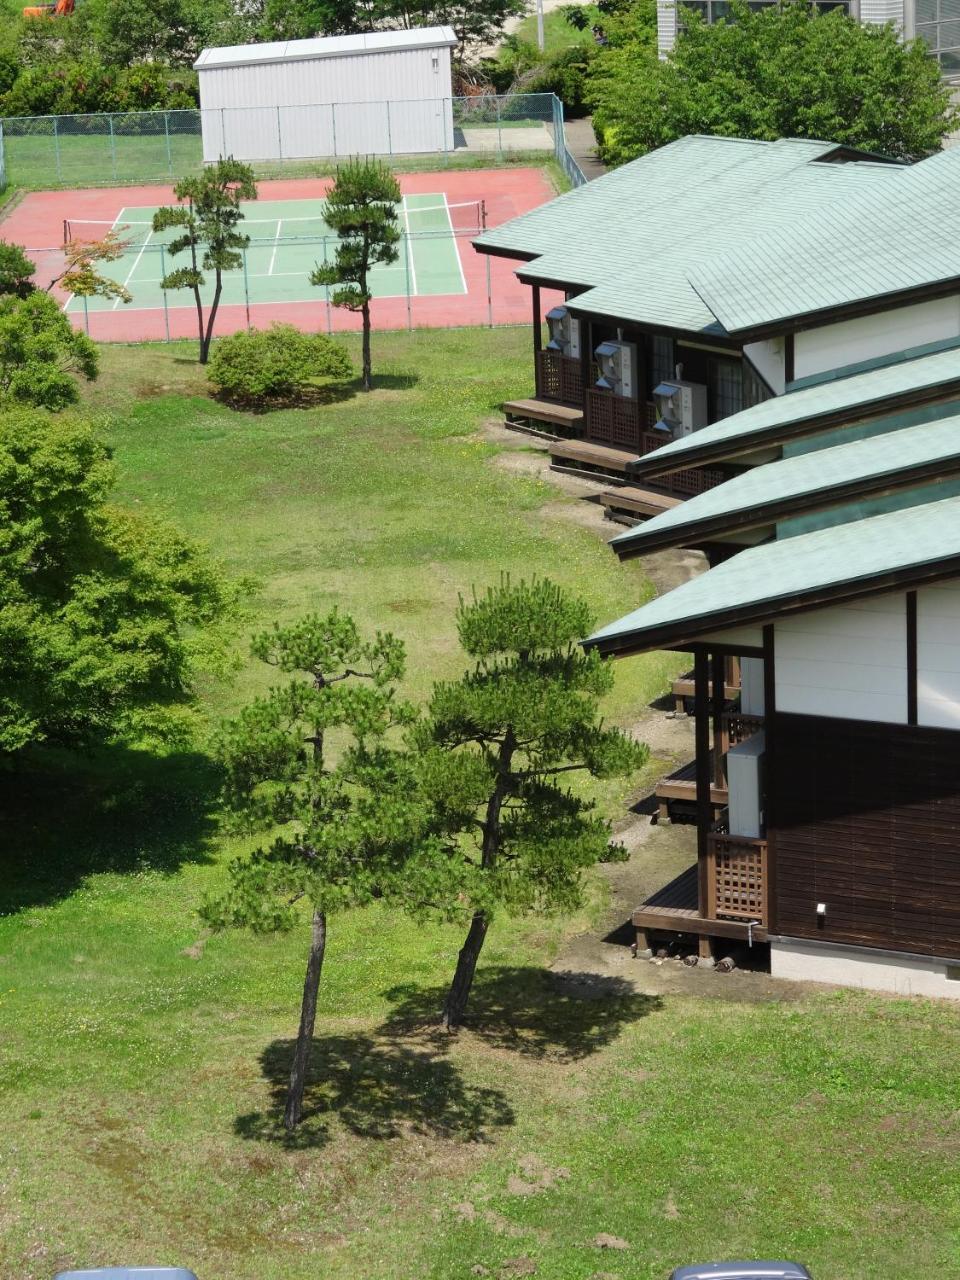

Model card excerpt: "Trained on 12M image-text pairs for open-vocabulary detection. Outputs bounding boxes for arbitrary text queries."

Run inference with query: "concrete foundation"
[770,936,960,1000]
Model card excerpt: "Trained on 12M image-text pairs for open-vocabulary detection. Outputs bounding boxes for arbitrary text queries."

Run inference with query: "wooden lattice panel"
[586,391,643,449]
[537,352,583,407]
[710,835,767,923]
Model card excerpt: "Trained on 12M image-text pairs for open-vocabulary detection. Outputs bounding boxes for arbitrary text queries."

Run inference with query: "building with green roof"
[476,134,960,997]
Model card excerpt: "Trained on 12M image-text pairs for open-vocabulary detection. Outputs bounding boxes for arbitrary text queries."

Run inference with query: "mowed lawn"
[2,330,960,1280]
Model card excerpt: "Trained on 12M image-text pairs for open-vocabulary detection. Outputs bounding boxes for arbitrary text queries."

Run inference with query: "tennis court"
[3,169,563,339]
[65,193,472,316]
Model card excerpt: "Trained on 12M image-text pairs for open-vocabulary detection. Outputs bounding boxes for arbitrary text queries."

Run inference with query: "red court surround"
[2,168,563,341]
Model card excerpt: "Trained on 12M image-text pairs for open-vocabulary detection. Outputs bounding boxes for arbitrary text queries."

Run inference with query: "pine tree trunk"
[361,300,372,392]
[200,276,223,366]
[284,907,327,1131]
[192,285,206,365]
[442,910,489,1031]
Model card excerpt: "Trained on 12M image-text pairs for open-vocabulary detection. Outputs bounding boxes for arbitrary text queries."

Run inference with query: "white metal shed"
[194,28,457,164]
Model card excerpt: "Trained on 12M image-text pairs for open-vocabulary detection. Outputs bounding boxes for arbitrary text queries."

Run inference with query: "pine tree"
[153,158,257,364]
[203,611,420,1129]
[409,578,649,1029]
[310,158,402,392]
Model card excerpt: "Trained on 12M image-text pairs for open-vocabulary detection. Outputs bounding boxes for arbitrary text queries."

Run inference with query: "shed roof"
[585,494,960,655]
[194,27,456,70]
[689,148,960,334]
[612,412,960,558]
[630,341,960,477]
[473,136,900,334]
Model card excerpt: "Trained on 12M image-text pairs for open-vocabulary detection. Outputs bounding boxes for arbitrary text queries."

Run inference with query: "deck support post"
[698,934,714,961]
[532,284,542,396]
[711,649,725,789]
[694,647,712,919]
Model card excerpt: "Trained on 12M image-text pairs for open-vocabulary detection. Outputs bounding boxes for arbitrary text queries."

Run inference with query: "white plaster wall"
[860,0,906,31]
[690,626,764,649]
[740,656,766,715]
[775,595,907,723]
[917,582,960,728]
[795,297,960,382]
[771,938,960,999]
[744,338,786,395]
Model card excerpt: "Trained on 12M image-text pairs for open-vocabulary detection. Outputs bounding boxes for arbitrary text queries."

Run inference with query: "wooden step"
[600,484,682,524]
[503,398,584,433]
[549,438,637,480]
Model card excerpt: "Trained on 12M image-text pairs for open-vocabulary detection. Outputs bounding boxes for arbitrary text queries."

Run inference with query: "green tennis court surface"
[65,193,470,314]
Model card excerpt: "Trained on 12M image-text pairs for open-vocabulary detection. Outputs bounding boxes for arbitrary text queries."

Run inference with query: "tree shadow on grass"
[213,381,358,414]
[0,743,221,913]
[234,1033,515,1150]
[380,965,662,1063]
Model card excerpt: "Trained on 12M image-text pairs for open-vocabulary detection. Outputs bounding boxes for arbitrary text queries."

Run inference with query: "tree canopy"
[0,291,99,410]
[0,409,242,755]
[589,0,955,166]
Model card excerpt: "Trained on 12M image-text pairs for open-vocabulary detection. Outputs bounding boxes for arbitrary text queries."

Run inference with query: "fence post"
[483,202,493,328]
[242,247,251,330]
[82,294,90,338]
[53,116,62,184]
[160,244,171,343]
[108,115,118,181]
[496,97,503,160]
[403,225,412,332]
[164,111,173,175]
[324,237,333,335]
[386,100,392,156]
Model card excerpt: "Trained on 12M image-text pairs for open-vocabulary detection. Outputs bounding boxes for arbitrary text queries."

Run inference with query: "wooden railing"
[706,833,768,925]
[720,711,764,754]
[537,350,583,406]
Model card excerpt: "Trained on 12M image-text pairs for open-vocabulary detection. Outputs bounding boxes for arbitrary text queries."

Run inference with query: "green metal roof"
[474,135,897,334]
[631,341,960,476]
[586,494,960,654]
[690,148,960,333]
[612,412,960,556]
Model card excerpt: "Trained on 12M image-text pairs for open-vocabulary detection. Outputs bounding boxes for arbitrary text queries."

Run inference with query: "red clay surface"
[2,168,562,341]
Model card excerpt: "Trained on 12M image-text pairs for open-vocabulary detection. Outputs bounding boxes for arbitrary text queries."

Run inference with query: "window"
[709,356,743,420]
[650,334,675,387]
[916,0,960,72]
[743,359,773,410]
[680,0,850,23]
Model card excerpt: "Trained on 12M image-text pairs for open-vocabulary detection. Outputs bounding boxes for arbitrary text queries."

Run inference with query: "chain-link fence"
[0,122,5,192]
[0,92,587,190]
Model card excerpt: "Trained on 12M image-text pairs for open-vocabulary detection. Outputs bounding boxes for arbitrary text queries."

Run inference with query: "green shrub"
[207,324,353,405]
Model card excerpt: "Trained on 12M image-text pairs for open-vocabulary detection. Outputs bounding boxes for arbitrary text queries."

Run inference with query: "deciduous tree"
[589,0,954,165]
[0,291,98,410]
[408,578,648,1029]
[154,158,257,365]
[204,613,420,1130]
[310,158,401,392]
[0,409,242,754]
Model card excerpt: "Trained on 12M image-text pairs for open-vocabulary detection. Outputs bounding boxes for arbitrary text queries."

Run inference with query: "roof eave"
[584,551,960,658]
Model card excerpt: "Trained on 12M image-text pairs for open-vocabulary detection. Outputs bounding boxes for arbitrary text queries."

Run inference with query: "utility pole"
[537,0,545,50]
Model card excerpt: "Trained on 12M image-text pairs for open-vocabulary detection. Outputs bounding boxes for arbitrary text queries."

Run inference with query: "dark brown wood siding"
[771,712,960,956]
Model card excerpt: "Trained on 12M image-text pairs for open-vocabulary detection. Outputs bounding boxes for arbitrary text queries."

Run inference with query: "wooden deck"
[632,863,769,945]
[548,438,637,481]
[600,485,682,525]
[655,758,727,821]
[503,398,584,437]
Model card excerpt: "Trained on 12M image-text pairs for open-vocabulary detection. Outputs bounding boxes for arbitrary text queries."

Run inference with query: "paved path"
[562,116,608,179]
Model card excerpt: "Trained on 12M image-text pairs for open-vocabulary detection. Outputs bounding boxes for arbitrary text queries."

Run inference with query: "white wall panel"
[795,297,960,382]
[917,582,960,728]
[656,0,677,55]
[199,42,453,161]
[775,595,907,723]
[744,338,785,395]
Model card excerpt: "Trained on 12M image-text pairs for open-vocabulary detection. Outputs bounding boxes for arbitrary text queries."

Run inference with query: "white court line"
[268,220,283,276]
[442,193,469,296]
[400,196,418,298]
[114,222,154,310]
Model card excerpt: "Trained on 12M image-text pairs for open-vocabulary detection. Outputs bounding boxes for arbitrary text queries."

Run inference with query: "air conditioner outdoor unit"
[594,339,638,399]
[653,378,708,437]
[546,305,581,359]
[727,731,765,840]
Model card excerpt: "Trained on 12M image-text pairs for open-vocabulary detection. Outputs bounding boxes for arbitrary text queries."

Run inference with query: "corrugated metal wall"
[198,45,454,161]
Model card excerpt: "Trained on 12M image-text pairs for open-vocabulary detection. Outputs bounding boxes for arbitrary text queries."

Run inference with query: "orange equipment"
[23,0,74,16]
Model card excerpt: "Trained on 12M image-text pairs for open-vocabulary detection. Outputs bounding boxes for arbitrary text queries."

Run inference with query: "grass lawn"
[513,8,597,53]
[2,330,960,1280]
